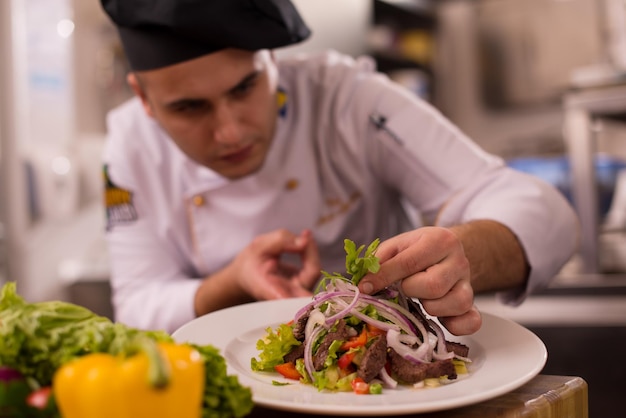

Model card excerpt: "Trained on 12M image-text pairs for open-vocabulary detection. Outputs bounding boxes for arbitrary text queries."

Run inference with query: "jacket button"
[285,178,299,190]
[192,195,205,206]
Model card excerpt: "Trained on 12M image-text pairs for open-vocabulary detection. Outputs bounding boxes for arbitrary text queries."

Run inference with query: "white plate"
[172,297,546,416]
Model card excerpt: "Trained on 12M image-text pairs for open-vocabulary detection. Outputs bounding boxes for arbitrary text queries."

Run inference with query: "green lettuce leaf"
[251,323,300,371]
[0,282,253,418]
[192,344,253,418]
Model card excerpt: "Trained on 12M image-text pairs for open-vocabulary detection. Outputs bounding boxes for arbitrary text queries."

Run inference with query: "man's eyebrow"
[164,97,208,110]
[229,70,260,93]
[163,70,261,110]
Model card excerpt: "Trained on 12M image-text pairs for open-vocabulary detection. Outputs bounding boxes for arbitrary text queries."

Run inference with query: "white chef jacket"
[103,50,579,333]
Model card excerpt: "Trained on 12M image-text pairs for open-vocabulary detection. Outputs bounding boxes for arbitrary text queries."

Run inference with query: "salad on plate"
[251,239,472,395]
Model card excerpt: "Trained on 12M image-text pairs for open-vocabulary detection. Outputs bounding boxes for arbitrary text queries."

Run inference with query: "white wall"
[0,0,104,303]
[275,0,371,58]
[0,0,22,285]
[0,0,36,292]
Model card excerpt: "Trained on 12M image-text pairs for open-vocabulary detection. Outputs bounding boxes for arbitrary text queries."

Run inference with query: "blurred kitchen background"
[1,0,626,415]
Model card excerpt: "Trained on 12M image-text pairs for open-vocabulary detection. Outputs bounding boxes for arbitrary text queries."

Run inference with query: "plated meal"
[172,238,547,416]
[250,239,471,394]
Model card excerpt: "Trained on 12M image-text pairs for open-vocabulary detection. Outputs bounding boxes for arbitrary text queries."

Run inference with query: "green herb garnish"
[320,238,381,287]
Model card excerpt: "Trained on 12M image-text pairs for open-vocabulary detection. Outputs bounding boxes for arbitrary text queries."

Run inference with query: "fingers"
[262,229,321,290]
[358,232,416,293]
[413,274,474,316]
[400,256,470,302]
[358,228,461,295]
[244,229,320,301]
[295,230,322,290]
[356,227,480,336]
[250,229,308,257]
[438,305,482,336]
[254,259,290,299]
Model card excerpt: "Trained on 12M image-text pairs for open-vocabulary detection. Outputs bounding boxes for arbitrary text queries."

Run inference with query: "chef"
[99,0,579,334]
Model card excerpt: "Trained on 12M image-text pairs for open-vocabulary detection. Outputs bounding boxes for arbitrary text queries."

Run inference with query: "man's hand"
[231,229,321,300]
[194,229,321,317]
[357,227,482,336]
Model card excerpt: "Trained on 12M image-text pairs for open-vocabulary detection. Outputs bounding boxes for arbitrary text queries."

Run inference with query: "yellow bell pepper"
[52,340,205,418]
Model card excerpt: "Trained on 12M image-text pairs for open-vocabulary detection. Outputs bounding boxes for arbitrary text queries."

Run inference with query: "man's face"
[129,49,279,180]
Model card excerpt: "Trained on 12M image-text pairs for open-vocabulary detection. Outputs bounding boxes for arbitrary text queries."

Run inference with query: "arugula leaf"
[344,238,381,285]
[320,238,381,287]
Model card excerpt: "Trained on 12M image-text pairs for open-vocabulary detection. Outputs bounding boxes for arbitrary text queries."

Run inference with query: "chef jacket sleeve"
[106,215,201,333]
[351,73,580,304]
[103,104,201,333]
[436,170,580,305]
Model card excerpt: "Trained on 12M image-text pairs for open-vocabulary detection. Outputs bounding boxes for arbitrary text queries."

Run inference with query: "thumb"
[295,230,321,290]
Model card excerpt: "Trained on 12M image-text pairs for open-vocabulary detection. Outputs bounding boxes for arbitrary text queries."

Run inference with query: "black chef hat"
[100,0,311,71]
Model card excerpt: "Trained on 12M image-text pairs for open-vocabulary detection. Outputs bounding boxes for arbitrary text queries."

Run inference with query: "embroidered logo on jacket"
[103,165,137,230]
[277,88,287,118]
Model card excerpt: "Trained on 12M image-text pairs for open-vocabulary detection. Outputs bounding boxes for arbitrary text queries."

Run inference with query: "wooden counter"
[246,375,588,418]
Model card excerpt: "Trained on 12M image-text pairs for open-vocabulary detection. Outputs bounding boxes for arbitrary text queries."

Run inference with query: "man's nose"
[213,104,241,145]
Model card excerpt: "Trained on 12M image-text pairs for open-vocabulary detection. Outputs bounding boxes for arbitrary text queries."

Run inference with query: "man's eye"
[231,80,255,98]
[172,101,208,114]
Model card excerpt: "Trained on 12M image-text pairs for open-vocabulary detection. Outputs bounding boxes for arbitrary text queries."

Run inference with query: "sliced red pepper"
[351,377,370,394]
[340,328,367,351]
[339,363,355,378]
[274,362,302,380]
[366,323,386,337]
[337,351,356,370]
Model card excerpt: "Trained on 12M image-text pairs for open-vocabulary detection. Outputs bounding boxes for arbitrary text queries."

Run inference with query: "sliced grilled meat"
[388,349,457,384]
[406,297,470,359]
[283,344,305,364]
[313,320,350,371]
[357,336,388,383]
[292,309,312,341]
[445,341,469,358]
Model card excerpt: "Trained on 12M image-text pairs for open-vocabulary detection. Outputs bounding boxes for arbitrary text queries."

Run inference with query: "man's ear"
[127,73,155,118]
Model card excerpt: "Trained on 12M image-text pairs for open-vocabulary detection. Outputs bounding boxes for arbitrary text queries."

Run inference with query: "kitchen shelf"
[563,83,626,274]
[370,50,433,74]
[544,273,626,296]
[373,0,436,30]
[370,0,438,102]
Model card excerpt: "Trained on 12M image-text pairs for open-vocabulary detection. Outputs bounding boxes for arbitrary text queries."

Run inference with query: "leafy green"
[311,365,340,391]
[294,359,310,383]
[250,323,300,371]
[192,344,253,418]
[0,282,253,418]
[336,371,358,391]
[251,238,384,395]
[323,340,343,369]
[321,238,381,286]
[0,282,170,385]
[0,370,32,417]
